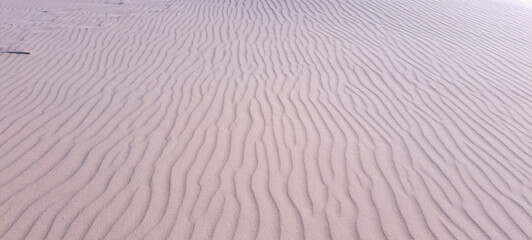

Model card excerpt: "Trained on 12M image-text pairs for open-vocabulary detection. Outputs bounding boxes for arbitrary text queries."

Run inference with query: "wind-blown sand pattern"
[1,0,532,239]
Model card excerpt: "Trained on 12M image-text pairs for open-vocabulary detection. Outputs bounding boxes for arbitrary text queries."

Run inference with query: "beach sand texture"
[1,0,532,239]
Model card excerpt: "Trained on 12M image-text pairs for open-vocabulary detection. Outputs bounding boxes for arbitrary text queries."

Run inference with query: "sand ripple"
[1,0,532,239]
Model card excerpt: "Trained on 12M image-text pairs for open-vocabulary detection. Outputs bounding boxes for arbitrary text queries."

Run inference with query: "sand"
[1,0,532,239]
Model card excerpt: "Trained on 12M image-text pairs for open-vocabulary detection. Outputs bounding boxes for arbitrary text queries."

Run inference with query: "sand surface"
[1,0,532,239]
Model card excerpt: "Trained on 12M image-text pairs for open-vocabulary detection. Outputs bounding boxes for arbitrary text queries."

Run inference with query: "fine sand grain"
[1,0,532,239]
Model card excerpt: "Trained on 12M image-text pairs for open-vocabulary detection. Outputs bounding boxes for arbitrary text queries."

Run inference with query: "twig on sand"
[1,51,31,55]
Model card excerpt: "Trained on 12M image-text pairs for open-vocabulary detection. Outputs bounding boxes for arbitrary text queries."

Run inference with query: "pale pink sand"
[1,0,532,239]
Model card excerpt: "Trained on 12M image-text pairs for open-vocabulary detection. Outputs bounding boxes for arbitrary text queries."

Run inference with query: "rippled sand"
[1,0,532,239]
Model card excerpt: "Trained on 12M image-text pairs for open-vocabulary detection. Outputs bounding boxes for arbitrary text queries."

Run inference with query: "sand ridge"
[1,0,532,239]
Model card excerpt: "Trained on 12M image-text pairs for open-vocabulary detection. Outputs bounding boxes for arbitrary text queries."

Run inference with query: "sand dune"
[1,0,532,239]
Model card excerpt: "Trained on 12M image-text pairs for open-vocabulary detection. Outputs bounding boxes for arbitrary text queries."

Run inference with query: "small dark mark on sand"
[1,51,31,55]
